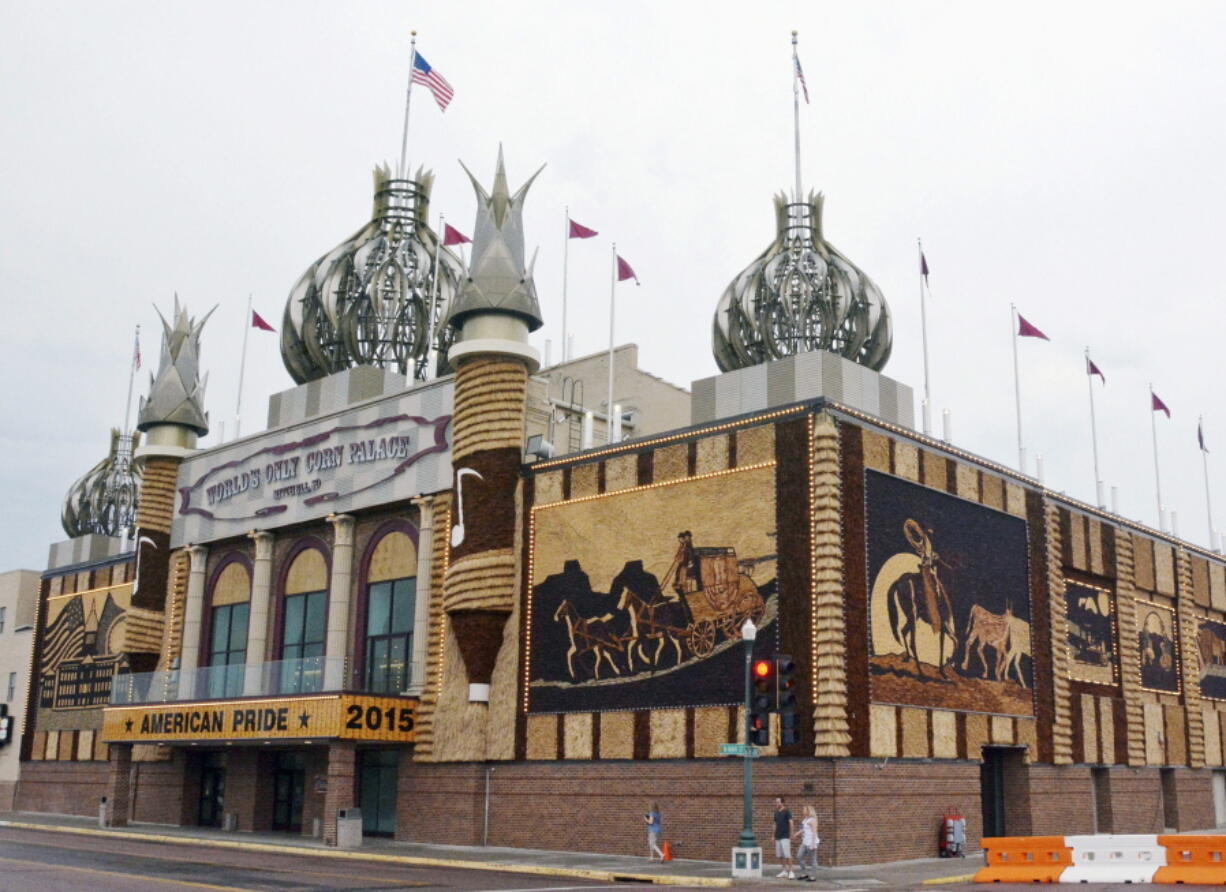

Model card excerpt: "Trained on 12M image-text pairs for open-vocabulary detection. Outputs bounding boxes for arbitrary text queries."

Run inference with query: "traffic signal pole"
[739,624,757,849]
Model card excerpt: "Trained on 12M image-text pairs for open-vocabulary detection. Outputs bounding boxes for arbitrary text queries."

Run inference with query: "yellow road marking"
[921,872,976,884]
[0,853,257,891]
[0,833,420,888]
[0,821,731,887]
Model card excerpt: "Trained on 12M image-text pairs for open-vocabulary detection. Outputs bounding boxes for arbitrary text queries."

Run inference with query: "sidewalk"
[0,811,981,888]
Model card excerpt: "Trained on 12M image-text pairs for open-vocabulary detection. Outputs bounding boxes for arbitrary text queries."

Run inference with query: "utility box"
[98,796,107,828]
[336,808,363,849]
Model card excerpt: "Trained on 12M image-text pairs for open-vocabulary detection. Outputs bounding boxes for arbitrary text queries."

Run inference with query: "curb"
[0,820,732,887]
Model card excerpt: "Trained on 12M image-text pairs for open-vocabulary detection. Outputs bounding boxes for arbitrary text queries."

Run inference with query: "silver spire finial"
[137,294,214,436]
[445,147,546,333]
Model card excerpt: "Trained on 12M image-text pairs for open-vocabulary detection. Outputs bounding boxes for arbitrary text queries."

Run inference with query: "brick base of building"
[13,755,1226,864]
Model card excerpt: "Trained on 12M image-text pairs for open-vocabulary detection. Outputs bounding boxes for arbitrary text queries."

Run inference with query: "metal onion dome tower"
[61,428,142,539]
[712,191,892,372]
[280,165,465,384]
[712,30,892,374]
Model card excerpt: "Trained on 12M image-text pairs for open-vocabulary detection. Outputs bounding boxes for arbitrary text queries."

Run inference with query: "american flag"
[133,327,141,370]
[794,53,810,105]
[412,52,454,112]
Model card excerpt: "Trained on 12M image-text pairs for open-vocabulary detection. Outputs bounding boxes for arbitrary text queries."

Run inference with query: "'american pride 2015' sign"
[101,694,418,743]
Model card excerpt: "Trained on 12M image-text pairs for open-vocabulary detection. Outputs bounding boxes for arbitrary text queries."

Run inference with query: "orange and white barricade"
[976,834,1226,884]
[1061,834,1165,884]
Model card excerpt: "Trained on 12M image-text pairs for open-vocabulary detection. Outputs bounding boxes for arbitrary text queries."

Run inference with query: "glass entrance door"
[198,752,225,828]
[272,752,306,832]
[358,749,399,836]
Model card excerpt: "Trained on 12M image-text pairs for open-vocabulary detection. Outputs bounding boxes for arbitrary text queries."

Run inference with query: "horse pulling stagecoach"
[551,532,767,681]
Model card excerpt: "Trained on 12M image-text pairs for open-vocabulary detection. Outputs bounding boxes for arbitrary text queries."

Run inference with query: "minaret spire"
[792,30,804,205]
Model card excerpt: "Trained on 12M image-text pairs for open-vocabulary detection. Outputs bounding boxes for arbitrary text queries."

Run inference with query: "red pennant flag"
[1017,313,1049,340]
[1086,356,1105,383]
[443,223,471,246]
[569,218,598,239]
[252,309,275,332]
[1151,391,1171,418]
[616,254,639,284]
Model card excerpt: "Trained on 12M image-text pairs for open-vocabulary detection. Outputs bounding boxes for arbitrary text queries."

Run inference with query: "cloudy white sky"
[2,1,1224,570]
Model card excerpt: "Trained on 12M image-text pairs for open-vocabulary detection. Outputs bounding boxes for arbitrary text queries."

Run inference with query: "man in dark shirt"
[773,796,795,878]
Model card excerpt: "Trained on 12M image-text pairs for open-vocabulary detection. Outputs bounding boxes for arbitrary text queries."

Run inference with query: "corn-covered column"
[441,148,543,702]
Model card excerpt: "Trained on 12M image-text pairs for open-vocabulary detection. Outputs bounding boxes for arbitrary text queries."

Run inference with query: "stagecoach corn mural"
[865,470,1034,717]
[528,464,777,713]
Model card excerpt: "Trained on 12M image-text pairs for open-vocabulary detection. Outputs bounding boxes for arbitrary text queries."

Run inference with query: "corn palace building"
[17,152,1226,866]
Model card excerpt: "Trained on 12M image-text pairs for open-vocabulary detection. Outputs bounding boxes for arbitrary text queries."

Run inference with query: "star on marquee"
[298,712,310,728]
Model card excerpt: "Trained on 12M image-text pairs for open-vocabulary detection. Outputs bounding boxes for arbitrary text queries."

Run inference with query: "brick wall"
[1024,764,1095,836]
[16,760,108,816]
[131,754,187,825]
[1101,767,1164,833]
[1172,767,1216,830]
[398,758,983,865]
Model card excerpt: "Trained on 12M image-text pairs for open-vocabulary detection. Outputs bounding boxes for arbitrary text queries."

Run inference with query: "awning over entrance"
[101,693,417,744]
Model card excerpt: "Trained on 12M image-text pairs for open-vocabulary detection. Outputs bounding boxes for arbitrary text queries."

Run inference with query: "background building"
[0,569,38,810]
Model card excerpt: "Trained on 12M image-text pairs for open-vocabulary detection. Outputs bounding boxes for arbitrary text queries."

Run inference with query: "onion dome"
[444,147,545,334]
[713,192,892,373]
[281,165,466,384]
[137,295,212,436]
[62,429,141,538]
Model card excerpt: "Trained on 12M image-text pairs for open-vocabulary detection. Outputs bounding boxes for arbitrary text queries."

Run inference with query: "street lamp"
[732,617,762,876]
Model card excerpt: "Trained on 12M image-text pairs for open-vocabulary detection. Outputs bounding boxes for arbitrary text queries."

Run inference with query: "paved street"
[0,826,631,892]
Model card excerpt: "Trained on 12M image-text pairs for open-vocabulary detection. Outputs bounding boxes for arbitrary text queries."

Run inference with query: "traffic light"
[776,654,800,746]
[749,658,774,746]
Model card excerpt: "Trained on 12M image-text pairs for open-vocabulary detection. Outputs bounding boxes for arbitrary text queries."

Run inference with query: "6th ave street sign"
[719,743,761,758]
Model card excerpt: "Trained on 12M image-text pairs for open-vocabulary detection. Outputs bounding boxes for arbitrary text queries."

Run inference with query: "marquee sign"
[101,694,418,744]
[170,382,453,547]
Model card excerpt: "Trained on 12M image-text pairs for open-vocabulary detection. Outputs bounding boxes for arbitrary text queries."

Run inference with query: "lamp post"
[736,618,760,861]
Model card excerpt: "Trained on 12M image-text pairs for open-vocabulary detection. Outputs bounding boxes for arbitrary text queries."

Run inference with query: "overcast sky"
[2,1,1224,570]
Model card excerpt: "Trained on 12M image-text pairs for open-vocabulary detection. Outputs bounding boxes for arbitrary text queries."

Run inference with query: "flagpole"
[607,243,617,444]
[398,31,418,180]
[1086,348,1103,506]
[919,238,932,435]
[1150,385,1164,528]
[562,206,570,363]
[426,212,444,378]
[1011,304,1025,472]
[791,31,803,205]
[235,294,252,440]
[1202,416,1215,548]
[122,324,139,435]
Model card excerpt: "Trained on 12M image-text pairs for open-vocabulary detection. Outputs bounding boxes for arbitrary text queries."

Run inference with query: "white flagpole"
[1150,385,1164,528]
[919,238,932,435]
[398,31,418,180]
[1011,304,1025,471]
[123,324,140,434]
[1202,416,1215,547]
[562,206,570,363]
[235,294,252,440]
[607,243,617,444]
[791,31,803,205]
[1086,349,1103,506]
[426,212,444,378]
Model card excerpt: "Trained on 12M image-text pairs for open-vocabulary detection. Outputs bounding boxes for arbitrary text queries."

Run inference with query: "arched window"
[205,558,250,698]
[361,529,417,694]
[280,545,328,693]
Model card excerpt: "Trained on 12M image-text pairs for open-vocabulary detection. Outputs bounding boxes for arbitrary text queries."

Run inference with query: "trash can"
[336,807,362,849]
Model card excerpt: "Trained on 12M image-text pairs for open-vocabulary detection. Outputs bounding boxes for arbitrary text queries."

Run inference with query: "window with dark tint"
[207,602,248,698]
[364,577,415,694]
[281,590,326,693]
